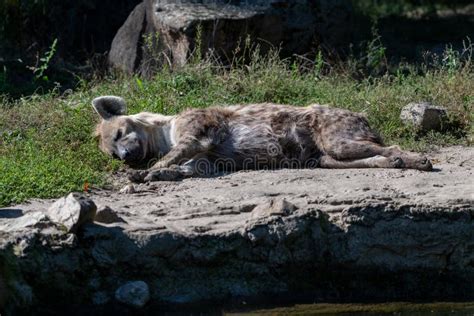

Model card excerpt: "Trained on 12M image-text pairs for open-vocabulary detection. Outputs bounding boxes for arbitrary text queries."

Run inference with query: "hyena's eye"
[114,130,123,141]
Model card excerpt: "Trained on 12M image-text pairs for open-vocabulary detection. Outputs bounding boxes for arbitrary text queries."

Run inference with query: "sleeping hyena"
[92,96,432,182]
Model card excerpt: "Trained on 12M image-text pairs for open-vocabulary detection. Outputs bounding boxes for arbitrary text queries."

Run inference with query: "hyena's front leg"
[129,136,211,182]
[128,162,194,183]
[142,154,217,182]
[151,136,207,169]
[142,164,193,182]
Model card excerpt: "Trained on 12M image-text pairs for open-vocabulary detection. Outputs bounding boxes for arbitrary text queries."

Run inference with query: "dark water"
[227,302,474,316]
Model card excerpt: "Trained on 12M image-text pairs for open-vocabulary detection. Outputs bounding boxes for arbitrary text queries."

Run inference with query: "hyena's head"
[92,96,148,165]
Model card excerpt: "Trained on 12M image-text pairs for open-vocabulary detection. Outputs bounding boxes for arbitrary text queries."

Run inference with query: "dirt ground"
[8,146,473,232]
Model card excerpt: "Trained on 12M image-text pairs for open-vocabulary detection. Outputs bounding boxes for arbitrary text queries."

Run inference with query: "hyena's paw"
[143,168,185,182]
[387,156,404,168]
[406,156,433,171]
[128,170,149,183]
[388,155,433,171]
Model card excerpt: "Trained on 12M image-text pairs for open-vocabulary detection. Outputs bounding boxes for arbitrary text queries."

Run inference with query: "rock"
[58,234,78,248]
[0,211,49,233]
[120,184,136,194]
[95,206,126,224]
[109,3,147,74]
[109,0,353,75]
[1,147,474,313]
[400,102,448,132]
[251,198,297,219]
[115,281,150,307]
[47,193,97,233]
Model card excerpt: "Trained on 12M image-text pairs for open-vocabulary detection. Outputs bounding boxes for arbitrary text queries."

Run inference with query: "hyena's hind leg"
[381,144,432,171]
[319,154,404,169]
[321,139,432,171]
[315,108,432,171]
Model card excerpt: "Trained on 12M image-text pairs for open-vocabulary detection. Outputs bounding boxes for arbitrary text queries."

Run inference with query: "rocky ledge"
[1,146,473,314]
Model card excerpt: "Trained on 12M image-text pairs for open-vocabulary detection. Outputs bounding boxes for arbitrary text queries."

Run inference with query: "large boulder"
[1,147,474,313]
[47,193,97,233]
[108,0,353,75]
[108,3,148,75]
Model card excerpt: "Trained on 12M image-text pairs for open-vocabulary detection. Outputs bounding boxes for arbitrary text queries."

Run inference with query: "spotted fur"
[92,96,432,182]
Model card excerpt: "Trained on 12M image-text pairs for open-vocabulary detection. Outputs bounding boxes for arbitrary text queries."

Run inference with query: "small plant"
[135,77,144,92]
[442,45,461,75]
[314,50,325,77]
[142,31,169,73]
[365,25,387,73]
[28,38,58,82]
[191,23,204,64]
[231,34,254,68]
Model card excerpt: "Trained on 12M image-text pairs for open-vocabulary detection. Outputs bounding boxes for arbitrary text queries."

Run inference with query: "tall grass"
[0,44,473,207]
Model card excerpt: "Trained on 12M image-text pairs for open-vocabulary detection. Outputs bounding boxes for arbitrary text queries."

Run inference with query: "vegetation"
[1,40,472,207]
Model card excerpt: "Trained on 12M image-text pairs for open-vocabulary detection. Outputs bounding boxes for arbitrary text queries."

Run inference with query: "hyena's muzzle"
[112,131,145,164]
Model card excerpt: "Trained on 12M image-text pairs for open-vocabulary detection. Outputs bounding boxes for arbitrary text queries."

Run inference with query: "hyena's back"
[190,103,384,168]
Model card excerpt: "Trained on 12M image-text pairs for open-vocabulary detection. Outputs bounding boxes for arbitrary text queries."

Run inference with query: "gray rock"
[120,183,136,194]
[47,193,97,233]
[58,233,78,247]
[95,206,126,224]
[109,0,353,75]
[400,102,448,132]
[251,198,297,219]
[115,281,150,307]
[1,146,474,313]
[0,211,49,233]
[109,3,147,74]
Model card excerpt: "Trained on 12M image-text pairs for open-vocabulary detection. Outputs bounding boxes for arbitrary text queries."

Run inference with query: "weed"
[192,23,204,64]
[142,31,167,74]
[314,50,325,77]
[364,25,387,74]
[27,38,58,82]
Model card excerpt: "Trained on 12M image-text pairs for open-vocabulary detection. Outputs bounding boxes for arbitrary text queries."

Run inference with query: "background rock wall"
[109,0,354,75]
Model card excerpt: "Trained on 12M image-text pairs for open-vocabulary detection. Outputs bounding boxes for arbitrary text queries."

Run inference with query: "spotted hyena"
[92,96,432,182]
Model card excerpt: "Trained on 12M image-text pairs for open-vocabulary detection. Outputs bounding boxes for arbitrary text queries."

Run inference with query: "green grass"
[0,49,473,207]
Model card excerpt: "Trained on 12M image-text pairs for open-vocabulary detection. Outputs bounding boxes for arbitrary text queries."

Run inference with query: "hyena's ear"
[92,96,127,120]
